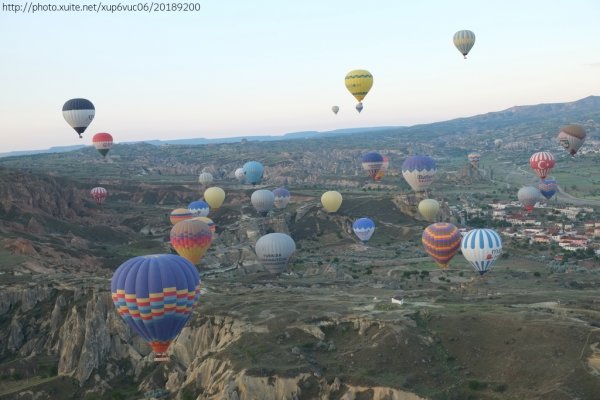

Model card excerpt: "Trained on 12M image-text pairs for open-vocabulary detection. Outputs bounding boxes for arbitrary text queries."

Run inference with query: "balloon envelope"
[92,132,113,157]
[242,161,264,185]
[518,186,541,212]
[402,155,436,192]
[192,216,216,234]
[453,30,476,58]
[538,179,557,200]
[234,168,245,183]
[557,124,586,156]
[198,172,213,186]
[422,223,461,268]
[418,199,440,222]
[321,191,343,213]
[374,156,389,181]
[345,69,373,103]
[255,233,296,274]
[170,208,194,225]
[332,105,339,115]
[352,218,375,243]
[170,219,213,264]
[529,152,555,179]
[272,187,291,209]
[461,229,502,275]
[110,254,201,357]
[90,187,107,205]
[251,189,275,215]
[188,200,210,217]
[63,98,95,138]
[204,187,225,210]
[467,153,480,168]
[362,152,384,180]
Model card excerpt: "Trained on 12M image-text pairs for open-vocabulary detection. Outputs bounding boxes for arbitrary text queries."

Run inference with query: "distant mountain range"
[2,95,598,158]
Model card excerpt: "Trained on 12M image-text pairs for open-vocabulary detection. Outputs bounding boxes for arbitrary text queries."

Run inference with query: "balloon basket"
[153,353,170,362]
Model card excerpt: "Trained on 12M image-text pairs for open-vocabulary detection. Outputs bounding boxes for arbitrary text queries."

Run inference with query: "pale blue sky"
[1,0,599,152]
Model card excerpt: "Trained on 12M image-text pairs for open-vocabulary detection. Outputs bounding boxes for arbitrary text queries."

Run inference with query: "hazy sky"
[1,0,599,152]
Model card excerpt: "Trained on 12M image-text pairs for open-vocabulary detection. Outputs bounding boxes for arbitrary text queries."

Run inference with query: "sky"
[1,0,599,152]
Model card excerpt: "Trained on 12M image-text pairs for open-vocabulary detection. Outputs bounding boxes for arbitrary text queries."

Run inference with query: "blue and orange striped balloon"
[110,254,201,358]
[170,219,213,264]
[422,222,461,268]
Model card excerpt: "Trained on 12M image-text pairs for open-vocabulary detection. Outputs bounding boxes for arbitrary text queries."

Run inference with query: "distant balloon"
[272,187,291,209]
[494,139,503,149]
[192,216,216,234]
[90,187,108,205]
[198,172,213,186]
[110,254,201,360]
[255,233,296,274]
[538,178,557,200]
[332,105,339,115]
[92,133,113,157]
[422,223,461,268]
[418,199,440,222]
[361,151,384,180]
[453,30,476,59]
[557,124,586,156]
[251,189,275,215]
[63,98,95,138]
[529,152,555,179]
[461,229,503,276]
[402,155,437,192]
[204,187,225,210]
[188,200,210,217]
[242,161,264,185]
[374,156,389,181]
[517,186,541,212]
[352,218,375,243]
[170,219,213,264]
[467,152,481,168]
[321,191,343,213]
[234,168,245,183]
[345,69,373,112]
[170,208,194,225]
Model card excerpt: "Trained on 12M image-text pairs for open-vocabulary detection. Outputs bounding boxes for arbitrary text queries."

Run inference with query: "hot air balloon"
[234,168,245,183]
[362,152,384,180]
[345,69,373,113]
[170,208,194,225]
[352,218,375,243]
[255,233,296,274]
[517,186,541,212]
[374,156,389,181]
[321,191,343,213]
[188,200,210,217]
[242,161,264,185]
[402,155,437,192]
[251,189,275,216]
[90,187,108,205]
[538,178,557,200]
[203,187,225,210]
[198,172,213,186]
[63,98,95,138]
[557,124,586,156]
[92,132,113,157]
[461,229,502,276]
[494,139,503,149]
[422,223,461,268]
[453,30,476,59]
[110,254,201,361]
[192,216,216,234]
[529,152,555,179]
[332,105,339,115]
[467,152,481,168]
[272,187,291,209]
[418,199,440,222]
[170,219,213,264]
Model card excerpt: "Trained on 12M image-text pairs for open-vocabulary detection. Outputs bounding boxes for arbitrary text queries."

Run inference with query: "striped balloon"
[374,156,389,181]
[538,178,557,200]
[557,124,586,156]
[352,218,375,243]
[170,219,213,264]
[453,30,476,58]
[92,132,113,157]
[422,223,461,268]
[62,98,95,138]
[272,187,291,209]
[461,229,502,276]
[170,208,194,225]
[110,254,201,358]
[361,152,384,180]
[90,187,108,205]
[188,200,210,217]
[529,152,555,179]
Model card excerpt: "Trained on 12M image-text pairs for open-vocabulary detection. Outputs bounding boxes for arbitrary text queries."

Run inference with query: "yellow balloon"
[321,191,343,213]
[418,199,440,222]
[204,187,225,210]
[344,69,373,103]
